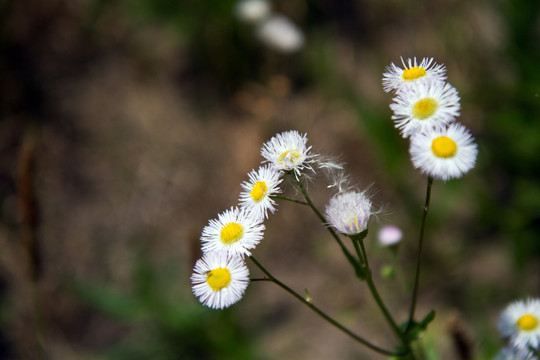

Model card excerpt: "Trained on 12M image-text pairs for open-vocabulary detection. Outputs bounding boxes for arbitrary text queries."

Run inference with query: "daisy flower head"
[390,79,461,138]
[409,122,478,181]
[498,298,540,351]
[382,57,447,93]
[191,252,250,309]
[261,130,313,178]
[201,207,265,257]
[239,164,283,219]
[325,191,372,235]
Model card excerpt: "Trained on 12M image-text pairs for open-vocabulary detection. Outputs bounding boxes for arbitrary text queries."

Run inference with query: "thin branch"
[270,194,309,206]
[406,176,434,331]
[249,256,406,357]
[293,177,363,278]
[354,234,410,351]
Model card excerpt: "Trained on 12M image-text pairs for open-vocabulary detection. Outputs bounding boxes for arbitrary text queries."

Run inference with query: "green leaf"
[419,310,436,329]
[401,310,436,341]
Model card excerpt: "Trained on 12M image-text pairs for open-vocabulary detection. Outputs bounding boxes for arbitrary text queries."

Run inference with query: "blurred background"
[1,0,539,359]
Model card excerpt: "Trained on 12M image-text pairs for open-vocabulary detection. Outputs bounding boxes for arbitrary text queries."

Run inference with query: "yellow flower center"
[220,223,244,244]
[278,150,301,167]
[250,181,268,202]
[412,97,439,119]
[206,268,231,291]
[402,66,427,81]
[517,314,539,331]
[431,136,457,158]
[348,218,360,233]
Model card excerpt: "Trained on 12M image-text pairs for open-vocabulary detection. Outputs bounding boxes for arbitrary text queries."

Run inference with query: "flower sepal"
[349,229,369,243]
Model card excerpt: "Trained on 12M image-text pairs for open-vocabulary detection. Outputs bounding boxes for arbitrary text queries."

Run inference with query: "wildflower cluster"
[496,298,540,359]
[383,57,478,181]
[191,130,314,309]
[234,0,304,53]
[191,57,484,359]
[191,129,378,310]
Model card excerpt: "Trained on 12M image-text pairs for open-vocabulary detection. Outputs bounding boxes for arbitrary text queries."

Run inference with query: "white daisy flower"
[325,191,372,235]
[191,252,250,309]
[239,164,283,219]
[390,79,461,138]
[409,122,478,181]
[255,15,305,53]
[201,207,265,257]
[377,225,403,247]
[261,130,313,178]
[382,57,447,93]
[493,346,536,360]
[234,0,271,24]
[498,298,540,351]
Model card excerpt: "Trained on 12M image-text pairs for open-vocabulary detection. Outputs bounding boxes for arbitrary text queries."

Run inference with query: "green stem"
[391,247,410,293]
[292,175,411,356]
[406,176,434,331]
[249,256,405,357]
[270,194,309,206]
[351,235,367,266]
[293,177,363,277]
[353,234,411,352]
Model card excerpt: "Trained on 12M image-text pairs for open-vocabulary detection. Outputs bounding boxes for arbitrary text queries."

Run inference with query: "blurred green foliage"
[472,0,540,271]
[70,250,260,360]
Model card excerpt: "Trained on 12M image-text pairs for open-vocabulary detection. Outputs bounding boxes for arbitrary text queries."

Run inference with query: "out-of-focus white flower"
[325,191,372,235]
[234,0,272,24]
[256,15,304,53]
[191,252,250,309]
[498,298,540,351]
[377,225,403,247]
[409,123,478,181]
[382,57,447,93]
